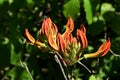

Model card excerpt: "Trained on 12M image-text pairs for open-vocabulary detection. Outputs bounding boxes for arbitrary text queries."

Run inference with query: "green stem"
[78,57,85,61]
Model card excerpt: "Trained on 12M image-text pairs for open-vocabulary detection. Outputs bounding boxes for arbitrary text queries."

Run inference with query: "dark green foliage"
[0,0,120,80]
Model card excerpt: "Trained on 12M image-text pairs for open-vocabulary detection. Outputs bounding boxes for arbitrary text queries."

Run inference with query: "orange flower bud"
[57,33,69,57]
[50,23,58,37]
[62,17,74,38]
[66,16,74,31]
[25,29,47,49]
[71,37,77,46]
[39,17,58,43]
[41,18,52,38]
[48,34,58,51]
[77,25,88,49]
[84,38,111,58]
[25,29,35,45]
[98,38,111,56]
[57,33,66,52]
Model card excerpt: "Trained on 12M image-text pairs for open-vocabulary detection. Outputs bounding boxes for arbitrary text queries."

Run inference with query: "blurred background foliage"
[0,0,120,80]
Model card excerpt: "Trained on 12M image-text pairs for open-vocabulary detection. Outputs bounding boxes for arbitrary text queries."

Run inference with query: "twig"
[77,61,92,73]
[55,52,67,67]
[54,52,72,80]
[110,49,120,57]
[20,59,34,80]
[54,54,68,80]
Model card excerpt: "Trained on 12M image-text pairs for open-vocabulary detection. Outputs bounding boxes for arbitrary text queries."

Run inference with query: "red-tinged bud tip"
[84,38,111,58]
[25,29,35,45]
[41,17,52,37]
[48,34,58,51]
[98,38,111,56]
[80,25,86,34]
[57,33,67,53]
[66,16,74,31]
[77,25,88,49]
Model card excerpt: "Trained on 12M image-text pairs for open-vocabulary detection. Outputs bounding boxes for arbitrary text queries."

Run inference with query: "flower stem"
[78,57,85,61]
[54,52,72,80]
[54,54,68,80]
[77,61,92,73]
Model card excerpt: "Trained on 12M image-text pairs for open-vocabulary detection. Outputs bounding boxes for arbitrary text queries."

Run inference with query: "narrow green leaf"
[83,0,93,24]
[63,0,80,20]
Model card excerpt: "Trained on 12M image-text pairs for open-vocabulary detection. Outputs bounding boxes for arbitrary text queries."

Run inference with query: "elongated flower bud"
[57,33,69,57]
[77,25,88,49]
[62,17,74,38]
[41,18,52,38]
[25,29,47,49]
[66,16,74,31]
[25,29,35,45]
[84,38,111,58]
[48,34,58,51]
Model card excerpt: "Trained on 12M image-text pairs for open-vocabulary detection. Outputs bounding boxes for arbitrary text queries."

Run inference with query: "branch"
[77,61,92,73]
[54,54,68,80]
[110,49,120,57]
[20,59,34,80]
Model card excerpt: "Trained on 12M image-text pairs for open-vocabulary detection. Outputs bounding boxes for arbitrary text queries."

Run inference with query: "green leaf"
[26,0,35,10]
[0,44,10,67]
[88,20,104,36]
[83,0,93,24]
[101,3,115,15]
[63,0,80,20]
[8,0,13,4]
[89,75,96,80]
[10,44,21,65]
[103,12,120,35]
[0,0,4,5]
[115,0,120,4]
[7,66,31,80]
[110,15,120,35]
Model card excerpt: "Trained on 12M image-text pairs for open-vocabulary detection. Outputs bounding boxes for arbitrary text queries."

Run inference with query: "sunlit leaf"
[8,0,13,4]
[89,75,96,80]
[63,0,80,20]
[83,0,93,24]
[87,45,94,52]
[0,0,4,5]
[101,3,115,15]
[26,0,35,9]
